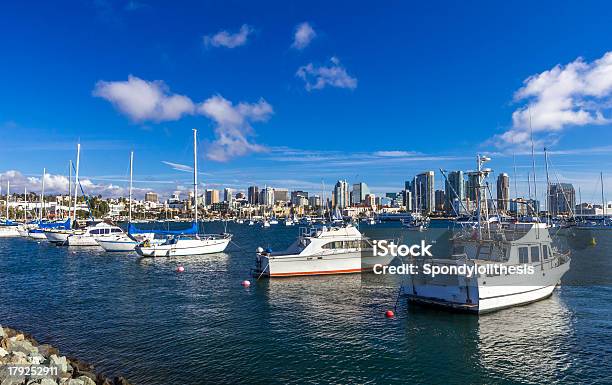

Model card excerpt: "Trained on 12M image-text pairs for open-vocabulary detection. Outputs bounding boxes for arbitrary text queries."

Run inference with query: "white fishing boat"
[401,214,430,231]
[284,218,294,226]
[248,220,255,226]
[403,155,571,313]
[253,224,395,277]
[269,218,279,225]
[135,129,232,257]
[261,220,271,228]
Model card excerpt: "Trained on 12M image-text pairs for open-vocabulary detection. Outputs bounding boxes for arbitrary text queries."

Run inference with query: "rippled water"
[1,222,611,384]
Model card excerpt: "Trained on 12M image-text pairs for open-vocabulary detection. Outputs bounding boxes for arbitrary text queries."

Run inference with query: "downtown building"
[548,183,576,216]
[497,173,510,213]
[333,180,350,209]
[414,171,435,214]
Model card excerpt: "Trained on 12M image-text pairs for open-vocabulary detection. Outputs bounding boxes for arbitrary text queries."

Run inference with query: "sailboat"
[135,129,232,257]
[0,180,20,237]
[97,152,155,252]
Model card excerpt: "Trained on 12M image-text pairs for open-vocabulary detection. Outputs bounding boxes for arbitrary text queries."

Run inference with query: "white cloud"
[198,95,272,161]
[0,170,129,197]
[498,52,612,146]
[296,57,357,91]
[93,75,195,122]
[161,161,193,173]
[373,150,419,157]
[203,24,254,48]
[292,22,316,50]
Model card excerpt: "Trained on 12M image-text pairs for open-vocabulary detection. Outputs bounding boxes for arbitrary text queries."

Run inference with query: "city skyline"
[2,1,612,205]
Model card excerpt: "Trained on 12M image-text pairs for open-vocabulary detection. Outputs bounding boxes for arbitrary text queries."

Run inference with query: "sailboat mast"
[6,180,10,220]
[24,187,27,221]
[601,172,606,217]
[41,168,46,221]
[68,160,72,220]
[129,151,133,223]
[544,147,550,224]
[73,144,81,224]
[193,129,198,227]
[476,155,482,239]
[529,108,538,217]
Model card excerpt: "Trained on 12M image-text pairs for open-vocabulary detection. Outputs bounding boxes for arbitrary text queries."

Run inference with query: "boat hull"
[96,238,138,252]
[256,252,394,277]
[67,234,101,247]
[0,227,21,237]
[135,237,230,257]
[44,230,72,244]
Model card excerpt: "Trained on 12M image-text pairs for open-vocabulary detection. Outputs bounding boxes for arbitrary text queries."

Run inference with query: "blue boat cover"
[128,221,198,236]
[38,218,71,229]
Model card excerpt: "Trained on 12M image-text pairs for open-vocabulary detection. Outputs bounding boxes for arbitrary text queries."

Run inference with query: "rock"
[66,380,84,385]
[49,354,69,373]
[29,352,46,365]
[75,371,96,382]
[77,376,95,385]
[8,339,38,355]
[38,344,59,358]
[100,379,113,385]
[10,351,29,364]
[0,325,6,338]
[11,333,25,342]
[39,379,58,385]
[0,347,8,357]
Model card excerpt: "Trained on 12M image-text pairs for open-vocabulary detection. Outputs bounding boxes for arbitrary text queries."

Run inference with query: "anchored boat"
[253,224,395,277]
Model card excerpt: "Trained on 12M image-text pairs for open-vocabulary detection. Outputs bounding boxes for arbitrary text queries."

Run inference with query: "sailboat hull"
[135,236,230,257]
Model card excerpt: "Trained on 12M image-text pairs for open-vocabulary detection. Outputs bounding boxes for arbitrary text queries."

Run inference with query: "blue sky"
[2,0,612,204]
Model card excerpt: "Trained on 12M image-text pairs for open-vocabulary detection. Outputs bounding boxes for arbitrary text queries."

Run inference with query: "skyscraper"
[247,186,259,205]
[333,180,349,209]
[262,186,275,206]
[549,183,576,215]
[415,171,435,214]
[351,182,370,205]
[205,189,219,205]
[273,188,289,203]
[444,171,464,214]
[224,188,233,203]
[496,173,510,212]
[435,190,445,212]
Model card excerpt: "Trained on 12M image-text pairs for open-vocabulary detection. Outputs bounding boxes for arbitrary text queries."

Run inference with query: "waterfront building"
[144,192,158,203]
[510,198,540,216]
[274,188,289,203]
[333,180,349,209]
[224,188,233,203]
[308,195,321,208]
[365,193,376,208]
[549,183,576,216]
[414,171,435,214]
[445,171,464,213]
[291,190,309,206]
[496,173,510,212]
[247,186,259,205]
[351,182,370,205]
[205,189,220,205]
[435,190,445,212]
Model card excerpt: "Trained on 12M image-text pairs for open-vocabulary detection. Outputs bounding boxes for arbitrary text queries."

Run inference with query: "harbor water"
[1,222,611,384]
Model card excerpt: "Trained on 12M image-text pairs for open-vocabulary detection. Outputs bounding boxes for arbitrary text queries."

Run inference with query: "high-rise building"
[273,188,289,203]
[365,193,376,208]
[333,180,349,209]
[291,190,309,205]
[351,182,370,205]
[308,195,321,208]
[496,173,510,212]
[467,173,480,203]
[444,171,464,213]
[247,186,259,205]
[262,186,275,206]
[144,192,158,203]
[414,171,435,214]
[224,188,233,203]
[205,189,219,205]
[549,183,575,215]
[435,190,445,212]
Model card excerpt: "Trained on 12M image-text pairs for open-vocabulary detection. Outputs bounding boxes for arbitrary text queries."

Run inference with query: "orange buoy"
[176,266,185,273]
[241,280,251,287]
[385,310,395,318]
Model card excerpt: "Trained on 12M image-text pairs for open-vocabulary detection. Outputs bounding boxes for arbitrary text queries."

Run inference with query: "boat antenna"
[193,128,199,236]
[544,147,551,226]
[129,151,133,224]
[529,106,538,221]
[601,172,606,217]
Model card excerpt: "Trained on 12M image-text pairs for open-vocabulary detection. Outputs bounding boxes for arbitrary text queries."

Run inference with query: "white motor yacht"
[253,224,395,277]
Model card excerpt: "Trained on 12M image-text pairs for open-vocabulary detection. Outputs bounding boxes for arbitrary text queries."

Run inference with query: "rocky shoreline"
[0,325,132,385]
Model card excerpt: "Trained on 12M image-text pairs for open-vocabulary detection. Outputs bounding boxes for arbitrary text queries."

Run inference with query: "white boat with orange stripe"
[253,224,395,277]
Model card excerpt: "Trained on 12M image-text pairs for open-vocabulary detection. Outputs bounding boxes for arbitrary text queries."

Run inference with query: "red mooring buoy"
[385,310,395,318]
[176,266,185,273]
[241,280,251,287]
